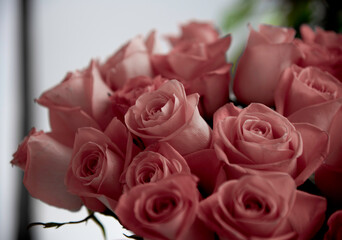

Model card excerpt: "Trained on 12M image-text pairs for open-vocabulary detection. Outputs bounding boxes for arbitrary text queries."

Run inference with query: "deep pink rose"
[111,75,167,120]
[36,60,114,147]
[167,21,219,46]
[11,129,82,210]
[65,118,135,212]
[295,25,342,81]
[198,173,327,240]
[120,142,191,192]
[324,210,342,240]
[213,103,329,185]
[275,65,342,117]
[287,98,342,205]
[233,24,302,106]
[125,80,212,155]
[152,33,231,118]
[101,32,158,90]
[115,174,214,240]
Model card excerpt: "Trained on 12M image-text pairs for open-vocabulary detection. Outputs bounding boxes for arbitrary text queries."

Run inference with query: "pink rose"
[295,25,342,81]
[167,21,219,46]
[152,33,231,118]
[213,103,329,185]
[198,173,327,240]
[115,174,214,240]
[324,210,342,240]
[287,98,342,205]
[233,24,302,106]
[125,80,212,155]
[275,65,342,117]
[101,32,158,90]
[120,142,191,192]
[11,129,82,210]
[36,60,114,147]
[65,118,135,212]
[111,75,167,121]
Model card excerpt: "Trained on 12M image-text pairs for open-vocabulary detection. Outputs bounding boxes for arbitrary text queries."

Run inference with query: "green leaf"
[221,0,255,31]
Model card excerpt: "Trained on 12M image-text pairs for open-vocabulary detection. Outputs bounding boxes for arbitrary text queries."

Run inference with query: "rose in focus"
[213,103,329,185]
[125,80,212,155]
[198,173,326,240]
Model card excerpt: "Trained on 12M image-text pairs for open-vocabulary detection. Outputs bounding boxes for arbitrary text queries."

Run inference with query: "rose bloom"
[111,75,167,121]
[100,31,158,90]
[167,21,219,46]
[11,128,82,210]
[233,24,302,106]
[124,80,212,155]
[120,142,191,192]
[275,65,342,117]
[324,210,342,240]
[65,118,136,212]
[115,174,215,240]
[198,173,327,240]
[295,25,342,81]
[152,21,231,118]
[36,60,114,147]
[213,103,329,186]
[288,98,342,206]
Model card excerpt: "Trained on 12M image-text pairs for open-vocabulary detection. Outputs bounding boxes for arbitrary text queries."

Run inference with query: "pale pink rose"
[198,173,327,240]
[65,118,135,212]
[152,34,231,118]
[295,25,342,81]
[324,210,342,240]
[167,21,219,46]
[11,129,82,210]
[275,65,342,117]
[111,75,167,121]
[120,142,191,192]
[115,174,215,240]
[125,80,212,155]
[213,103,329,186]
[36,60,114,147]
[287,98,342,206]
[233,24,302,106]
[101,31,158,90]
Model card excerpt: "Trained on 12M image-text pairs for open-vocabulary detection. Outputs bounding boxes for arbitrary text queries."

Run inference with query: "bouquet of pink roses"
[12,21,342,240]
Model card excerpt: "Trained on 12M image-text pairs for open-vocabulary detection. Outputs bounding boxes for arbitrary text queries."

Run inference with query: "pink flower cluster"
[12,21,342,240]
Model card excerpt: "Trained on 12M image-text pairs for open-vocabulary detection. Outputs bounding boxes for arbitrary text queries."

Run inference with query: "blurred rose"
[111,75,167,121]
[275,65,342,116]
[213,103,329,185]
[120,142,191,192]
[295,25,342,81]
[115,174,214,240]
[288,98,342,206]
[11,129,82,210]
[233,24,302,106]
[101,32,158,90]
[167,21,219,46]
[324,210,342,240]
[152,23,231,118]
[125,80,211,155]
[198,173,326,240]
[37,60,114,147]
[65,118,135,212]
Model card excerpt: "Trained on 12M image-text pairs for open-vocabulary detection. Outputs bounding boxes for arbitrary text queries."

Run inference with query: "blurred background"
[1,0,341,239]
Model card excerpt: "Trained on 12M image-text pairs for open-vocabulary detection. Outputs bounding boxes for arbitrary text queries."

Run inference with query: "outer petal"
[287,191,326,240]
[24,133,82,210]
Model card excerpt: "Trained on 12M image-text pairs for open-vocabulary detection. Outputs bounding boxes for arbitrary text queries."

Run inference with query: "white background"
[1,0,277,239]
